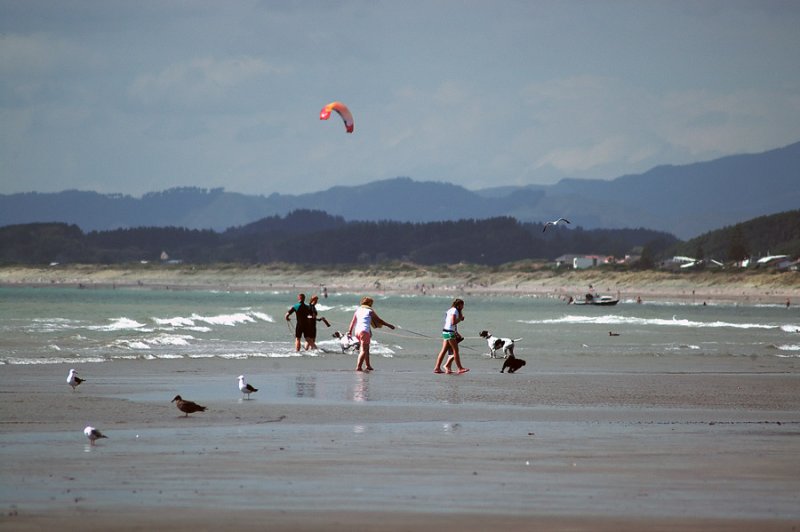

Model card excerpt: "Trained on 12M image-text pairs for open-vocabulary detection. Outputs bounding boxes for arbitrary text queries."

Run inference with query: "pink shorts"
[356,330,371,346]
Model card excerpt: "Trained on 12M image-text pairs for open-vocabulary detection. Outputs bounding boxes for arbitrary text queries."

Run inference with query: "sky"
[1,0,799,197]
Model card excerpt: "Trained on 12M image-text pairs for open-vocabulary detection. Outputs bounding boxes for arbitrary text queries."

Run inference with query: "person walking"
[434,298,468,374]
[347,296,395,371]
[285,293,312,352]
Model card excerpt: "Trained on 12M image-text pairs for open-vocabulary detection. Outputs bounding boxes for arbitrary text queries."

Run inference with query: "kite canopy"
[319,101,354,133]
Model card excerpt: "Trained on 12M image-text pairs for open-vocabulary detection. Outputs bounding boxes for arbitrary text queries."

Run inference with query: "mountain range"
[2,141,798,240]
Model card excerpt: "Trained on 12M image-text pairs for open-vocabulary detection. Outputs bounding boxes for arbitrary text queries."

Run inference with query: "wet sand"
[1,357,799,531]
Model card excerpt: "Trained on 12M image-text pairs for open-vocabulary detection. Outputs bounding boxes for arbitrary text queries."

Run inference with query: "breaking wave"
[522,314,788,330]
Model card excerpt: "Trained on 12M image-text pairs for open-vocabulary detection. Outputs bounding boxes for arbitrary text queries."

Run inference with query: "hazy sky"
[2,0,799,197]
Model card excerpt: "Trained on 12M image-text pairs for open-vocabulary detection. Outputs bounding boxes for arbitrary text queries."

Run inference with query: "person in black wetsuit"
[285,293,312,352]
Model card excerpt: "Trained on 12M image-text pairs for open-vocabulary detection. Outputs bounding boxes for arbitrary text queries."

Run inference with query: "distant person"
[786,298,791,308]
[285,293,312,352]
[347,296,395,372]
[434,298,468,374]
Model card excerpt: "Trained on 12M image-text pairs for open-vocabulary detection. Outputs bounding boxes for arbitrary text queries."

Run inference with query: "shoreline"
[1,264,797,304]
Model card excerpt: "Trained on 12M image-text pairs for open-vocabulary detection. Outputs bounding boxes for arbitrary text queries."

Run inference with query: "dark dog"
[500,354,526,374]
[479,330,522,358]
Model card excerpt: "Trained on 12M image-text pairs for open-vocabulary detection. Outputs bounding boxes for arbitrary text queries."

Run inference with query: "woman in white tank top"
[348,296,395,371]
[433,298,468,374]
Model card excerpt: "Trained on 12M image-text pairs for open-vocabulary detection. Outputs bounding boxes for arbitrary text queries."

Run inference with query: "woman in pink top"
[348,296,395,371]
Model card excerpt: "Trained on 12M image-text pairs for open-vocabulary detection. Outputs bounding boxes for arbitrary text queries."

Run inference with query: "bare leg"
[434,340,452,372]
[356,343,369,371]
[364,344,374,370]
[442,339,458,372]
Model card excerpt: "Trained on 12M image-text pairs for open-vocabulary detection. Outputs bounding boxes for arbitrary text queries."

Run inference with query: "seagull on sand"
[171,395,207,417]
[84,426,108,445]
[67,369,85,390]
[237,375,258,399]
[543,218,571,232]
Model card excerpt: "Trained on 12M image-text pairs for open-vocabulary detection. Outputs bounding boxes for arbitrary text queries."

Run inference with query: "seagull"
[237,375,258,399]
[171,395,207,417]
[84,426,108,445]
[543,218,571,232]
[67,369,85,390]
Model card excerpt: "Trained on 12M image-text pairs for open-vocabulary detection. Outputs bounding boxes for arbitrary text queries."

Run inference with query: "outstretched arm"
[373,312,395,330]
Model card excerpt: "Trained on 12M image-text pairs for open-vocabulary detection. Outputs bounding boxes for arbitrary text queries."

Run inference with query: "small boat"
[569,293,619,306]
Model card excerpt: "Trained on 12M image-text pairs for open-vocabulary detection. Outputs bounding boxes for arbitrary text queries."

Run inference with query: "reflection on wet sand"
[294,375,317,398]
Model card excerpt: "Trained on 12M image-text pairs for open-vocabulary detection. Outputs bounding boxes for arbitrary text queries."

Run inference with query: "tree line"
[0,210,678,266]
[674,209,800,262]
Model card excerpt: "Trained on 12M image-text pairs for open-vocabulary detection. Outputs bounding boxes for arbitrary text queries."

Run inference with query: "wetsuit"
[287,301,313,340]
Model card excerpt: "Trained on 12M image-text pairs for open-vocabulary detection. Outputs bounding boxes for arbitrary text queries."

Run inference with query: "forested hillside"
[0,213,676,266]
[673,210,800,261]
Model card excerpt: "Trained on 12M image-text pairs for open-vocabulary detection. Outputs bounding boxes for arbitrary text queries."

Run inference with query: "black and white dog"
[332,331,360,353]
[501,354,526,374]
[479,330,522,358]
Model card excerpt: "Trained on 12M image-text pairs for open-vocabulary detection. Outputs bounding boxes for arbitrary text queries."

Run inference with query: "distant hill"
[673,209,800,261]
[1,141,798,239]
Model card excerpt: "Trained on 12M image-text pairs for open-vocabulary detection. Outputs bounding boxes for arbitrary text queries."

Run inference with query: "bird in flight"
[543,218,571,232]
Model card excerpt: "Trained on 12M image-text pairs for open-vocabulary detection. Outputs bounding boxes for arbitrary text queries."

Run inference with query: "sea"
[1,285,798,367]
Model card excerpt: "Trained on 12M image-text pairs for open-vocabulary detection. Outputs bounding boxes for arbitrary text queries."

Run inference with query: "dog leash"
[394,325,435,339]
[389,325,482,352]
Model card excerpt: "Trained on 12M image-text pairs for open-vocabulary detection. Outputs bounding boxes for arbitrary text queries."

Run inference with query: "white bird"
[543,218,571,232]
[238,375,258,399]
[67,369,85,390]
[84,426,108,445]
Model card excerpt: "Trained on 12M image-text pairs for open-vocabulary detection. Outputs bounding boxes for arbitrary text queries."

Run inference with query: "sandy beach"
[1,263,798,303]
[1,266,799,530]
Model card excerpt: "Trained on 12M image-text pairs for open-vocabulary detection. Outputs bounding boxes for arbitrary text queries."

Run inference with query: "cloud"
[519,76,800,179]
[128,56,278,109]
[0,33,97,75]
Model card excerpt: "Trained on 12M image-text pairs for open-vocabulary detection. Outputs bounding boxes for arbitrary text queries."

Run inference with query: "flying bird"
[67,369,85,390]
[84,426,108,445]
[171,395,207,417]
[543,218,571,232]
[237,375,258,399]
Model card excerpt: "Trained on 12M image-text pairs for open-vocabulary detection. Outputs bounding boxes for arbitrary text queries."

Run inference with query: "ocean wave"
[191,312,256,326]
[1,356,108,365]
[28,317,84,332]
[89,317,150,332]
[250,311,274,323]
[522,314,781,330]
[150,311,274,330]
[781,324,800,333]
[772,344,800,351]
[664,344,701,351]
[152,316,196,327]
[111,333,195,350]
